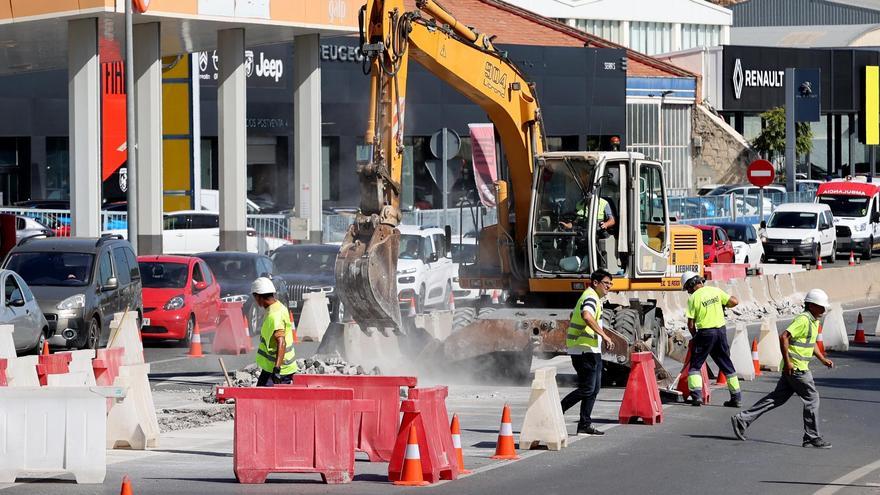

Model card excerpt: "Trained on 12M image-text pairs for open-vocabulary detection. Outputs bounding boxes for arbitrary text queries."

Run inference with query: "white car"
[104,211,261,254]
[396,225,455,313]
[714,223,764,266]
[762,203,836,265]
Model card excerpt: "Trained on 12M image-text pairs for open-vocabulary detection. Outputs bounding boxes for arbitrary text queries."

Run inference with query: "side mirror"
[429,252,439,263]
[102,277,118,292]
[194,281,208,291]
[873,212,880,223]
[8,297,24,308]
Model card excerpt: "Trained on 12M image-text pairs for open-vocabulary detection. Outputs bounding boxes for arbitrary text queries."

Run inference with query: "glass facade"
[626,102,692,196]
[681,23,722,50]
[562,19,726,55]
[566,19,622,44]
[629,21,672,55]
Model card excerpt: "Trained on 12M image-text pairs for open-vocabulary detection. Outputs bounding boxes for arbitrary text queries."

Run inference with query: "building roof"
[731,24,880,47]
[499,0,731,25]
[405,0,697,78]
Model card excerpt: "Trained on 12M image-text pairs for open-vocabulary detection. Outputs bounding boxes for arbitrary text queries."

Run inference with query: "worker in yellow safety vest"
[559,197,616,269]
[732,289,834,448]
[560,269,616,436]
[681,271,742,407]
[251,277,298,386]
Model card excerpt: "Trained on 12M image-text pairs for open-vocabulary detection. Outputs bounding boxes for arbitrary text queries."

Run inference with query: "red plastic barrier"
[389,386,458,484]
[675,344,711,405]
[36,353,72,386]
[618,352,663,425]
[216,386,355,484]
[0,358,7,386]
[293,375,417,462]
[704,263,748,281]
[212,302,254,355]
[93,348,125,387]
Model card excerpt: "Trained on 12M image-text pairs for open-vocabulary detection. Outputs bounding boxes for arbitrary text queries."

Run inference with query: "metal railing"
[670,191,817,225]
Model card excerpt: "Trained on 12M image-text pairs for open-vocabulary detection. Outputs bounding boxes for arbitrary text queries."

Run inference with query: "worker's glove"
[271,367,283,384]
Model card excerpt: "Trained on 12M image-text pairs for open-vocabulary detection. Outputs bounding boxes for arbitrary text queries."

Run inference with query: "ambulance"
[816,178,880,259]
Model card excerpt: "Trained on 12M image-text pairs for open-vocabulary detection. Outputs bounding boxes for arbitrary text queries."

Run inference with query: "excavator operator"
[558,166,616,269]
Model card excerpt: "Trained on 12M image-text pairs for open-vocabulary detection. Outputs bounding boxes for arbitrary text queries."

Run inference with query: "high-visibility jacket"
[576,198,609,222]
[784,311,818,372]
[255,301,298,375]
[567,287,602,353]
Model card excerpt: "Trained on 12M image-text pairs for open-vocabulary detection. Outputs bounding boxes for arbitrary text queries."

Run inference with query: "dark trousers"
[560,353,603,428]
[256,370,294,387]
[689,327,737,376]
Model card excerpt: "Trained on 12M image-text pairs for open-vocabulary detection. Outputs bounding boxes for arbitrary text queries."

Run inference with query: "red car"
[695,225,735,266]
[137,255,222,343]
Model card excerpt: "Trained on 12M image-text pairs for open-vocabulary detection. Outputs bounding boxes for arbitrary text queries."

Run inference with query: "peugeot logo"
[781,240,788,244]
[799,81,813,96]
[733,58,744,100]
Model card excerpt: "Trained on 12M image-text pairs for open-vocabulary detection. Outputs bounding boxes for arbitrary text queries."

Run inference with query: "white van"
[762,203,836,266]
[816,179,880,260]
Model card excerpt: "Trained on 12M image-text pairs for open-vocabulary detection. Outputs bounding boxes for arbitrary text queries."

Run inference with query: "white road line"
[813,458,880,495]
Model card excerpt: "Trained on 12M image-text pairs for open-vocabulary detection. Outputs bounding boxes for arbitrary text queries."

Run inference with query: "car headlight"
[56,294,85,310]
[164,295,185,311]
[801,237,814,245]
[397,268,417,275]
[855,223,868,232]
[703,253,711,260]
[221,294,249,303]
[398,276,416,284]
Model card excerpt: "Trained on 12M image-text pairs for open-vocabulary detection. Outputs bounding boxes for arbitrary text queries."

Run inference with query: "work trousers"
[737,370,821,442]
[560,353,603,428]
[688,326,741,400]
[256,370,294,387]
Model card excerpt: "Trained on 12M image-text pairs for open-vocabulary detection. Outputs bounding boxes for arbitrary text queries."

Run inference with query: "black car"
[195,251,288,334]
[2,235,143,350]
[271,244,342,322]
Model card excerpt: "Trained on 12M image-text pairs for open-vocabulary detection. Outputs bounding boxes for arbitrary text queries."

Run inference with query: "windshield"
[201,257,257,282]
[723,226,747,242]
[399,235,424,260]
[451,243,477,263]
[272,249,337,275]
[701,230,713,245]
[768,211,817,229]
[6,252,94,287]
[817,195,870,218]
[139,262,188,289]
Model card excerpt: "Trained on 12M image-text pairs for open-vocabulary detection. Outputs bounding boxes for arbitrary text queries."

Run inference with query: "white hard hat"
[251,277,276,295]
[680,271,701,290]
[804,288,831,310]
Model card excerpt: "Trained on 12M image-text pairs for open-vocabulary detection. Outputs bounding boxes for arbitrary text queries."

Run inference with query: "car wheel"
[248,304,260,336]
[30,328,48,355]
[865,237,874,260]
[812,244,820,267]
[827,243,836,264]
[82,318,100,351]
[179,316,195,347]
[416,286,426,314]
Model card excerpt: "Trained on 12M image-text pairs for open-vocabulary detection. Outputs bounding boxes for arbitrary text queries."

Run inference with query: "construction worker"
[252,277,298,386]
[681,271,743,407]
[559,197,615,269]
[560,269,616,435]
[731,289,834,448]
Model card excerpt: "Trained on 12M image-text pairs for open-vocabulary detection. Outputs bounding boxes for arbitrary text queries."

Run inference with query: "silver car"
[16,216,54,242]
[0,269,50,354]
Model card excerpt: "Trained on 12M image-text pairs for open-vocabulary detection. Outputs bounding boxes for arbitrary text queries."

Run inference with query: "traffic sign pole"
[760,187,765,225]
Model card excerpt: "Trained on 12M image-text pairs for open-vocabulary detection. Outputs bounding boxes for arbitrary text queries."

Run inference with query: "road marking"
[813,458,880,495]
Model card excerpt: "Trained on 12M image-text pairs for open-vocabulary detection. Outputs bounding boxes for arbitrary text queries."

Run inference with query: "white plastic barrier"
[519,367,567,451]
[106,363,160,449]
[0,325,14,359]
[874,314,880,337]
[296,292,331,342]
[414,310,454,341]
[821,303,849,352]
[729,323,755,381]
[109,312,144,365]
[757,318,783,372]
[60,350,97,386]
[5,356,39,387]
[47,372,92,387]
[0,386,124,483]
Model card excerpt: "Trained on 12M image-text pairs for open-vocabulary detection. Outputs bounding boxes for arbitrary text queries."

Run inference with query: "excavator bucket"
[335,216,403,333]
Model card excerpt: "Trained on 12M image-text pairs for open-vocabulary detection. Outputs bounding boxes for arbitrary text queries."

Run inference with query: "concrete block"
[297,292,331,342]
[748,276,771,307]
[729,323,755,381]
[0,386,124,484]
[342,322,404,373]
[757,318,782,372]
[109,312,144,366]
[5,356,39,387]
[519,367,567,451]
[414,310,454,341]
[0,325,14,359]
[821,303,849,352]
[106,363,160,449]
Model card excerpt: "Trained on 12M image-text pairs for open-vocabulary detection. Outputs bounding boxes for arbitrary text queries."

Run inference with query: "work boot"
[577,425,604,436]
[803,438,832,449]
[723,398,742,408]
[690,399,703,407]
[731,416,747,441]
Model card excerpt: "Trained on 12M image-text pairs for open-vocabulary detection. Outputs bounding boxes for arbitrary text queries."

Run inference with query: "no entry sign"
[747,159,775,188]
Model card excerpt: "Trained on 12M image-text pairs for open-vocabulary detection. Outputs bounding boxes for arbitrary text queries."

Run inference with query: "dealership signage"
[198,45,288,87]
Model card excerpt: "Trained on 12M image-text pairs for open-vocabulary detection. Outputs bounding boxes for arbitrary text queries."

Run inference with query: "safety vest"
[576,198,608,222]
[255,301,298,375]
[567,287,602,353]
[785,312,818,372]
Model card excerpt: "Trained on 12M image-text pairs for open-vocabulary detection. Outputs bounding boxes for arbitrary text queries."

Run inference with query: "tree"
[751,106,813,161]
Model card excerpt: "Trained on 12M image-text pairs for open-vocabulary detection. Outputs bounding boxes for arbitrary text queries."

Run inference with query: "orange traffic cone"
[849,251,856,266]
[41,340,50,356]
[853,312,868,344]
[393,424,429,486]
[715,371,727,387]
[448,290,456,312]
[288,312,300,344]
[408,297,417,317]
[491,404,519,460]
[816,323,826,354]
[188,322,204,358]
[816,256,823,270]
[450,414,472,474]
[751,338,761,377]
[120,475,133,495]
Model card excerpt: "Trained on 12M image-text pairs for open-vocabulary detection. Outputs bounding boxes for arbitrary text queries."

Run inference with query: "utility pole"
[784,68,796,193]
[125,0,139,252]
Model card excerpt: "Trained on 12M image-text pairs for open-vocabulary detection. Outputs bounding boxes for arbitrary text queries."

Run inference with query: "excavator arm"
[336,0,544,331]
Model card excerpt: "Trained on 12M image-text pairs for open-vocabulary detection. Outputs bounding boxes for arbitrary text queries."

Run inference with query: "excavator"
[333,0,703,381]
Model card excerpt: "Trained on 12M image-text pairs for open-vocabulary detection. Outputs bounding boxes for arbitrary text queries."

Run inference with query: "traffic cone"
[816,323,826,354]
[817,256,823,270]
[288,311,300,343]
[751,338,761,377]
[849,251,856,266]
[120,476,133,495]
[188,322,204,358]
[392,424,429,486]
[448,290,456,312]
[408,297,417,317]
[450,414,472,474]
[41,340,50,356]
[715,371,727,387]
[491,290,500,305]
[853,312,868,345]
[491,404,519,460]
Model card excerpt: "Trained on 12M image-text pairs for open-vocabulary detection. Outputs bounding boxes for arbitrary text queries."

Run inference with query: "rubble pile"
[157,406,234,432]
[226,358,382,388]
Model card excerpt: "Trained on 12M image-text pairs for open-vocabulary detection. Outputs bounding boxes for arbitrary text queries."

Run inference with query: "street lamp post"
[125,0,138,252]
